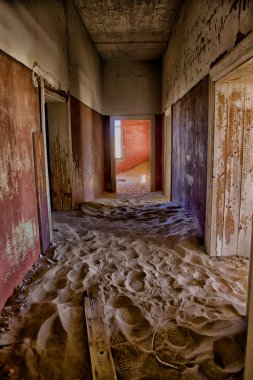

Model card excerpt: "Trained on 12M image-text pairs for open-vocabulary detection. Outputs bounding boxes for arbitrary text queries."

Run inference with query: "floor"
[0,191,249,380]
[116,161,150,193]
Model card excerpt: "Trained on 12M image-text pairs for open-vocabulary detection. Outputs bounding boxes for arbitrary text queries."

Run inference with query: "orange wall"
[116,120,150,174]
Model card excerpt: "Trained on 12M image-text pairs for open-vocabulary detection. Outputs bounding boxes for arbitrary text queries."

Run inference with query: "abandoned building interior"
[0,0,253,379]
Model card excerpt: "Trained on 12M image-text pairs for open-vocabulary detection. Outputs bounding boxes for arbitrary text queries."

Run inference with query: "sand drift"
[0,192,249,379]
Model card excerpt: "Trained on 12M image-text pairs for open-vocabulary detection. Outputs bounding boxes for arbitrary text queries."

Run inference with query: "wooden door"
[211,80,253,257]
[33,132,50,253]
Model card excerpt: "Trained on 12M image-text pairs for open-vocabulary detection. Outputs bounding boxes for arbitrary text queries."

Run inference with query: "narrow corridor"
[0,192,248,379]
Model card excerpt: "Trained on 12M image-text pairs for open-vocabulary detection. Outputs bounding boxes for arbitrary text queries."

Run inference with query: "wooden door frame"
[203,31,253,379]
[205,32,253,255]
[39,78,53,241]
[45,90,74,211]
[38,79,73,241]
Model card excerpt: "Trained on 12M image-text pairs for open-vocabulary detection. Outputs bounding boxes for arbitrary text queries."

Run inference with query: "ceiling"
[73,0,182,60]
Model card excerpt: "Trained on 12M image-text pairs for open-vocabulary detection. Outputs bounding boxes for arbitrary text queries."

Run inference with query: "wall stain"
[5,219,38,266]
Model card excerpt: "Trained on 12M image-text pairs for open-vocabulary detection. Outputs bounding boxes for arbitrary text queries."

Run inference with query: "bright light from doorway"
[141,174,147,183]
[115,120,122,159]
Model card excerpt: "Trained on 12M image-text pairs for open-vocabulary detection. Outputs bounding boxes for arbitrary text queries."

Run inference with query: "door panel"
[211,79,253,257]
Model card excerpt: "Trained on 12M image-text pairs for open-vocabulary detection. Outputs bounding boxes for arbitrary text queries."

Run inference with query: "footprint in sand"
[109,293,152,339]
[125,270,146,292]
[123,248,139,259]
[108,294,133,308]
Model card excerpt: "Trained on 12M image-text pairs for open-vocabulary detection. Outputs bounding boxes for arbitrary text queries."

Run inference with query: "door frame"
[110,115,155,193]
[38,79,73,240]
[203,31,253,379]
[205,32,253,255]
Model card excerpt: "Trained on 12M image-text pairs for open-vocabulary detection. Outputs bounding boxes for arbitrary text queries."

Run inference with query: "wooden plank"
[33,132,50,253]
[210,82,229,256]
[84,291,117,380]
[222,81,245,256]
[237,82,253,257]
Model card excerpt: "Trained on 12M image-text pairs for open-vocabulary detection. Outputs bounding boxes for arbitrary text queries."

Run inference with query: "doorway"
[210,59,253,258]
[44,91,73,212]
[112,118,151,193]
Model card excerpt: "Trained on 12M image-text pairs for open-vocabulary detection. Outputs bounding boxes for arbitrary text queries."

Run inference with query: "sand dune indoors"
[0,192,249,380]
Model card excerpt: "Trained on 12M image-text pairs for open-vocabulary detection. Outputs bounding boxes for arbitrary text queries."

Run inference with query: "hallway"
[0,192,248,380]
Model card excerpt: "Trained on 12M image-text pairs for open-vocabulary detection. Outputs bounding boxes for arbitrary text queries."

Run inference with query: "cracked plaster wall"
[162,0,253,110]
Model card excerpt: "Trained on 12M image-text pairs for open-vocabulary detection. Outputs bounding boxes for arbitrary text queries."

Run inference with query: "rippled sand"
[0,191,249,379]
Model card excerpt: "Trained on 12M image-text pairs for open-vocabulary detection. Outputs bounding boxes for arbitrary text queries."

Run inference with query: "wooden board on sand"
[84,291,117,380]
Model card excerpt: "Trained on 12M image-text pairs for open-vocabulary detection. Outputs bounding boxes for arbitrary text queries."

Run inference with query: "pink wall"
[116,120,150,174]
[0,52,41,310]
[71,96,104,203]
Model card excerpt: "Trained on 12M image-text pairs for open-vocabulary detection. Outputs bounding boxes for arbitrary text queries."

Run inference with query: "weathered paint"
[222,82,244,255]
[33,132,50,253]
[0,1,103,114]
[116,120,150,175]
[212,73,253,257]
[238,82,253,256]
[162,0,253,110]
[46,103,72,211]
[0,51,41,310]
[211,83,229,255]
[172,77,209,235]
[154,114,163,191]
[70,96,104,204]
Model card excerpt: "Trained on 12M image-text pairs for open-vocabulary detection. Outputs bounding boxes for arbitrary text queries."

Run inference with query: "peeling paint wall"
[162,0,253,110]
[172,77,209,235]
[103,60,162,115]
[0,0,102,113]
[70,96,104,204]
[116,120,150,175]
[0,52,41,310]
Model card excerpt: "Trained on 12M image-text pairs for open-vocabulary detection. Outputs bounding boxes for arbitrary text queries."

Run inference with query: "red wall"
[0,52,41,310]
[70,96,104,203]
[116,120,150,174]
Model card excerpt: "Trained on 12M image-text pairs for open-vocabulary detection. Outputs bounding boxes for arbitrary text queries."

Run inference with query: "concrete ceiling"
[73,0,182,60]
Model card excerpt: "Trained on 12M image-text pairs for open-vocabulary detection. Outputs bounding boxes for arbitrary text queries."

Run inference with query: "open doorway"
[113,119,151,193]
[44,91,73,212]
[34,84,73,253]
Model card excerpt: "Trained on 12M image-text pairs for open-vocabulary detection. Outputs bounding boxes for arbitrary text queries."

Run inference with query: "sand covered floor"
[0,192,249,380]
[117,161,150,193]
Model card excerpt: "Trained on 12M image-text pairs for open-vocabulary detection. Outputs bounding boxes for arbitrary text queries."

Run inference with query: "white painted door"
[211,80,253,257]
